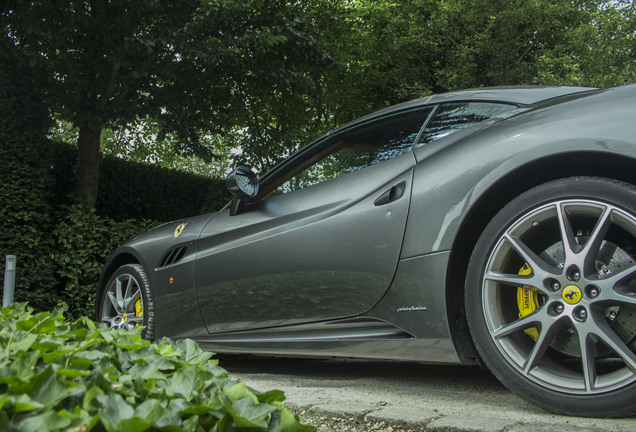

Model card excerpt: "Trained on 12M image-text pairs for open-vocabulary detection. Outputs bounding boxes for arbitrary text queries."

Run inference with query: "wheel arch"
[446,150,636,362]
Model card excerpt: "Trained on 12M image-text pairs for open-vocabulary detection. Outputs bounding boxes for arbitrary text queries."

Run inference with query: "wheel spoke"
[556,203,579,256]
[577,327,598,392]
[589,314,636,372]
[594,262,636,307]
[484,270,540,291]
[127,315,143,324]
[491,306,551,339]
[581,206,612,276]
[102,316,117,327]
[503,233,558,277]
[115,278,125,309]
[123,277,134,307]
[124,287,141,310]
[522,316,566,374]
[107,291,119,310]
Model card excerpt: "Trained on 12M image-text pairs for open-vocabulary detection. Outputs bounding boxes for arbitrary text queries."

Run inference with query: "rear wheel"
[99,264,154,339]
[466,177,636,417]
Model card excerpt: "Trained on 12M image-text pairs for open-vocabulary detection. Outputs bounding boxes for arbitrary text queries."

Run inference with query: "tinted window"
[417,102,516,145]
[260,107,432,198]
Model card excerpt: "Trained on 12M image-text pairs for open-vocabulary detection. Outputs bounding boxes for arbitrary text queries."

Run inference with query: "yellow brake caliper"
[517,263,539,341]
[135,298,143,326]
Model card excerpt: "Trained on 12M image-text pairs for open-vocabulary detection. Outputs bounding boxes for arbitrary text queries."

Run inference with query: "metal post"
[3,255,16,307]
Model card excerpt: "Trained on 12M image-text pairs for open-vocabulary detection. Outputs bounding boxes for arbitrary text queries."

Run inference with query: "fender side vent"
[158,244,190,268]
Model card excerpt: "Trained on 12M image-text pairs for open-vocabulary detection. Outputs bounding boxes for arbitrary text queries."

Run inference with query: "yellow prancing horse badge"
[174,223,187,239]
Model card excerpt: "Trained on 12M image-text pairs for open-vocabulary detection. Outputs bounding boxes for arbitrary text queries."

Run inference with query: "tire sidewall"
[465,177,636,417]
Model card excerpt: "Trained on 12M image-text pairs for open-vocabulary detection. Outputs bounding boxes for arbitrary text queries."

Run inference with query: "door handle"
[374,181,406,206]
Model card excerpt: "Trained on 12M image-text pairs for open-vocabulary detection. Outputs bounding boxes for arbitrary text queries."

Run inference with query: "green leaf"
[257,389,286,405]
[223,381,258,404]
[9,333,38,353]
[134,399,169,425]
[10,350,39,381]
[22,367,70,407]
[16,410,72,432]
[96,393,135,432]
[16,313,59,334]
[129,362,165,381]
[166,366,207,401]
[117,416,151,432]
[175,338,213,364]
[225,396,275,429]
[278,407,315,432]
[83,385,105,411]
[56,368,90,378]
[10,394,44,413]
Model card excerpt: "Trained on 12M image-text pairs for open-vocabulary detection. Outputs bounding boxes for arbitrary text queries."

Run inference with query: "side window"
[260,107,432,198]
[417,102,517,145]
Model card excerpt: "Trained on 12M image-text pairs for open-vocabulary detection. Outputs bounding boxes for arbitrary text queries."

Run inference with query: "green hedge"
[0,303,313,432]
[50,143,230,222]
[0,60,59,310]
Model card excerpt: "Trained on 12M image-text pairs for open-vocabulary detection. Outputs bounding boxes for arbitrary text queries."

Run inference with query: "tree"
[340,0,635,105]
[2,0,340,206]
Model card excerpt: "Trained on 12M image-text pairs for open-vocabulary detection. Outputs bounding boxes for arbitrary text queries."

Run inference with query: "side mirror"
[225,166,259,216]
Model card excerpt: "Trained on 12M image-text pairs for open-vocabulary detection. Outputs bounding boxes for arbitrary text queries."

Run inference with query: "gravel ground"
[290,406,427,432]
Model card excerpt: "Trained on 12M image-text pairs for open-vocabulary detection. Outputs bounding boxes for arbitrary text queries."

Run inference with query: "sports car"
[97,85,636,417]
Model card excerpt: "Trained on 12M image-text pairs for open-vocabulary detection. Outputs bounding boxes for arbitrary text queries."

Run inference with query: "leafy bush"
[0,55,58,309]
[0,303,313,432]
[50,205,157,320]
[50,142,230,222]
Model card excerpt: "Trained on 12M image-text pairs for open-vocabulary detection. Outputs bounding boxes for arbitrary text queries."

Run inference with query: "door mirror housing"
[226,167,259,216]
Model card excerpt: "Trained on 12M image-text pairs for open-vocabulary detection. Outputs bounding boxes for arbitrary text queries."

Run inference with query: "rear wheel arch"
[445,151,636,362]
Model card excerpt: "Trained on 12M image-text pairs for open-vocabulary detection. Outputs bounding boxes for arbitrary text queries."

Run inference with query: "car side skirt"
[188,251,461,364]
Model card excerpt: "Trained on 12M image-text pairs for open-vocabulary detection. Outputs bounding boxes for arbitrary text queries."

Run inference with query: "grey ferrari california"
[97,85,636,417]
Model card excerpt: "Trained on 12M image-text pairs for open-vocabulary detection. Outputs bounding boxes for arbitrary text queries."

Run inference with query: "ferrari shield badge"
[174,223,187,239]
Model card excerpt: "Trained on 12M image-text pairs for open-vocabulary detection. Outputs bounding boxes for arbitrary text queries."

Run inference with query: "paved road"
[219,355,635,432]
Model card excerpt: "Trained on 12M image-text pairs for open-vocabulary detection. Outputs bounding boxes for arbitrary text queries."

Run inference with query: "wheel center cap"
[562,285,582,304]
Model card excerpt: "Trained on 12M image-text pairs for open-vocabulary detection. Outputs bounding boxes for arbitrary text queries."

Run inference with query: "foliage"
[99,118,234,178]
[49,206,156,320]
[2,0,345,205]
[0,303,313,432]
[0,55,58,308]
[340,0,636,106]
[535,1,636,87]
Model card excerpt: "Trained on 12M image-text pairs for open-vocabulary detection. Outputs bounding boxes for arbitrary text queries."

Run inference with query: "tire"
[98,264,155,340]
[465,177,636,417]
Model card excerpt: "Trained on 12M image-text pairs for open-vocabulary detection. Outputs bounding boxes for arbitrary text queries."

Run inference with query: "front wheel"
[98,264,155,339]
[466,177,636,417]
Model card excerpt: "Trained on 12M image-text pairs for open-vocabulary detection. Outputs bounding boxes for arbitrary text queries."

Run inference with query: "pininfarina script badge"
[397,306,428,312]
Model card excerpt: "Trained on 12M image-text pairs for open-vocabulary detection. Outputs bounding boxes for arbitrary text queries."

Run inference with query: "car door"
[193,107,433,333]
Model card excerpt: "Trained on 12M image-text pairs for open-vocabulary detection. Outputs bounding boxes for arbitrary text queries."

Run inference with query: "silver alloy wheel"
[100,272,144,330]
[482,198,636,395]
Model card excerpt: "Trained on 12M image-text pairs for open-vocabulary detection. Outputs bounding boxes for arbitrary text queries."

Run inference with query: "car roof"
[330,86,598,135]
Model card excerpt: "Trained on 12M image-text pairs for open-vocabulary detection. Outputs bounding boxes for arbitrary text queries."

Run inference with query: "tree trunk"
[75,122,102,208]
